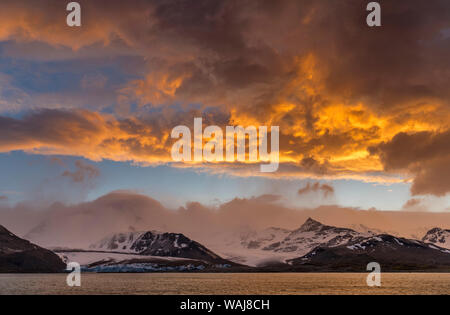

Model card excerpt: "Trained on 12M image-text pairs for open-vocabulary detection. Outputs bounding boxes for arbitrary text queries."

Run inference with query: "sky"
[0,0,450,214]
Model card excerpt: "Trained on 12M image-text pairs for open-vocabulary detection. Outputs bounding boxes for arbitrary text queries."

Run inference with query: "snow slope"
[89,230,224,263]
[204,218,370,266]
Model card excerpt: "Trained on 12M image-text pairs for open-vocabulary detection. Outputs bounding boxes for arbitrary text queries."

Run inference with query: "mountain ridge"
[422,227,450,250]
[260,217,369,256]
[0,224,65,273]
[90,230,230,264]
[288,233,450,271]
[3,218,450,273]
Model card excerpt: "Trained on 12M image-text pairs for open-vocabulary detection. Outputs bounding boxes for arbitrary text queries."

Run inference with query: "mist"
[1,191,450,249]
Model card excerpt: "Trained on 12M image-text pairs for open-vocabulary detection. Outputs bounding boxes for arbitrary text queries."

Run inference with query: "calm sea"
[0,273,449,295]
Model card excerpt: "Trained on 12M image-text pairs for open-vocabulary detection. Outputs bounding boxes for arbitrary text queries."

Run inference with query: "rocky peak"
[424,227,450,236]
[298,218,325,232]
[422,227,450,249]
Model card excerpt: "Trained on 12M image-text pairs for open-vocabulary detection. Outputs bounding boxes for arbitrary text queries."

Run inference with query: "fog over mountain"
[1,191,450,251]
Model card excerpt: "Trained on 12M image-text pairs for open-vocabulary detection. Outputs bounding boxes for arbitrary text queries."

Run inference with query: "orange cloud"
[0,0,450,194]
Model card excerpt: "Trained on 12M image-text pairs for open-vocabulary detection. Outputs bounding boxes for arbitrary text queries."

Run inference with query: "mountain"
[89,231,143,253]
[0,225,65,273]
[349,223,390,236]
[422,227,450,249]
[239,227,291,250]
[89,231,227,263]
[288,234,450,271]
[261,218,368,256]
[204,218,369,266]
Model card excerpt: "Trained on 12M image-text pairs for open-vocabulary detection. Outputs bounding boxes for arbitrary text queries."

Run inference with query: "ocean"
[0,273,449,295]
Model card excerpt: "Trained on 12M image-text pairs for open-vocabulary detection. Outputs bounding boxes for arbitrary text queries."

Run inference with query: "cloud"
[411,157,450,196]
[371,130,450,196]
[49,157,65,167]
[62,160,100,183]
[1,191,450,248]
[298,182,335,198]
[0,0,449,189]
[0,196,7,201]
[0,108,172,163]
[402,198,426,212]
[0,108,402,183]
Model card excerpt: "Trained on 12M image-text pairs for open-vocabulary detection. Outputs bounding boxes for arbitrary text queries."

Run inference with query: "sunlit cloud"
[0,0,449,196]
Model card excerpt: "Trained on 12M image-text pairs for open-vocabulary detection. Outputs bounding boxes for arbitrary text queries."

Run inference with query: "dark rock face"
[422,227,450,249]
[288,234,450,271]
[131,231,223,262]
[0,225,65,273]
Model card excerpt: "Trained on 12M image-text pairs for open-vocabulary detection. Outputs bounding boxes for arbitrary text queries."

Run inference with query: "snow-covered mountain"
[349,223,390,236]
[82,220,450,271]
[288,234,450,271]
[89,231,144,253]
[239,227,291,250]
[422,227,450,250]
[206,218,370,266]
[262,218,369,256]
[89,231,225,263]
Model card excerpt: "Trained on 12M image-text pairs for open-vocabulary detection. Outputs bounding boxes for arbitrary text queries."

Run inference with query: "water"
[0,273,449,295]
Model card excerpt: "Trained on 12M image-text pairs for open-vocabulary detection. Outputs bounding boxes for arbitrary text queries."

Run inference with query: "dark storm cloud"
[370,130,450,196]
[0,0,449,188]
[1,0,449,112]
